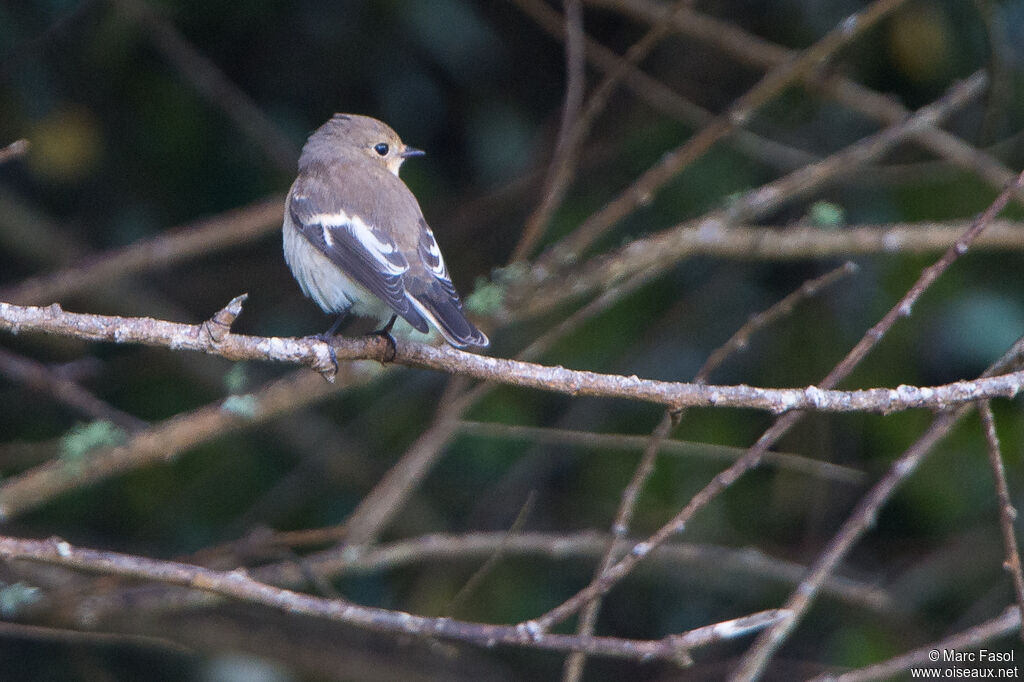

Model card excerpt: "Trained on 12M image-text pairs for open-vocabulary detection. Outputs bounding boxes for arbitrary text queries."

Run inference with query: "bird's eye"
[373,143,390,156]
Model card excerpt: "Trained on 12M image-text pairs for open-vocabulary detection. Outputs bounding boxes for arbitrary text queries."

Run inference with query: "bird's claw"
[370,315,398,363]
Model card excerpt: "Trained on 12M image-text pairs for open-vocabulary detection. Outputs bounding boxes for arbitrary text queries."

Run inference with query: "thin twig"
[456,422,866,484]
[43,531,895,629]
[696,262,859,383]
[0,195,283,305]
[0,620,193,655]
[562,413,668,682]
[338,378,474,546]
[0,369,359,519]
[807,605,1021,682]
[511,0,586,262]
[620,220,1023,259]
[978,401,1024,642]
[736,413,966,680]
[0,346,148,432]
[972,0,1014,146]
[513,0,703,262]
[446,492,536,618]
[108,0,298,171]
[0,534,788,666]
[0,1,97,79]
[0,139,29,165]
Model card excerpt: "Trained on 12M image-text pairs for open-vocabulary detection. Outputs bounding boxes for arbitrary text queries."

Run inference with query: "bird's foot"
[369,315,398,363]
[316,313,350,374]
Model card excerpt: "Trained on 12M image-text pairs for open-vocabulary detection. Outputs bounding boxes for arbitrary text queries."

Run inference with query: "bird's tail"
[408,294,489,348]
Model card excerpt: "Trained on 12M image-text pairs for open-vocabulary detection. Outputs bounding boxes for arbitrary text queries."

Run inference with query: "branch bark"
[2,300,1023,417]
[0,534,787,666]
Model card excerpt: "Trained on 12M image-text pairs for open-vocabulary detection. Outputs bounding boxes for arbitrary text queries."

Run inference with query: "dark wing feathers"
[409,219,488,347]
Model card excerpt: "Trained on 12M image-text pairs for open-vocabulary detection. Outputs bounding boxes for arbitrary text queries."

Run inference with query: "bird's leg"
[320,313,348,340]
[317,313,349,374]
[369,315,398,362]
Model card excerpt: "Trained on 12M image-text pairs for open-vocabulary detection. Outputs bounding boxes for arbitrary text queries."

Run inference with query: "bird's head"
[305,113,425,176]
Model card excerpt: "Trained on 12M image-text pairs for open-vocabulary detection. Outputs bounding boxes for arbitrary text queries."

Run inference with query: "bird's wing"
[288,174,429,332]
[415,218,457,298]
[406,218,489,348]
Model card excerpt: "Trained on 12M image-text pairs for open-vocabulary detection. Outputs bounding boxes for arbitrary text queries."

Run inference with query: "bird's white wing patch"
[421,231,448,277]
[416,221,451,281]
[310,210,407,276]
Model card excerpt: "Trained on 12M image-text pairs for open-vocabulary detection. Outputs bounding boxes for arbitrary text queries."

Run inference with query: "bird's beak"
[401,146,426,159]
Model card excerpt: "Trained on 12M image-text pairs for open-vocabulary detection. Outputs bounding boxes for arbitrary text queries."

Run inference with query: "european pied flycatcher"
[283,114,488,349]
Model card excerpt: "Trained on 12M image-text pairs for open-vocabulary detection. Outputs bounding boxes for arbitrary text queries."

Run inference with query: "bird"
[282,114,488,351]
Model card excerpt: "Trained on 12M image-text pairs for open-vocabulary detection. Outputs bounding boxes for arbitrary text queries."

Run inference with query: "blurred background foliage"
[1,0,1024,679]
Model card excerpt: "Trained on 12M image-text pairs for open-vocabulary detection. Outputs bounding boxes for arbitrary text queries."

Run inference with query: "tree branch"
[2,300,1023,417]
[0,534,787,666]
[0,367,361,519]
[0,196,284,306]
